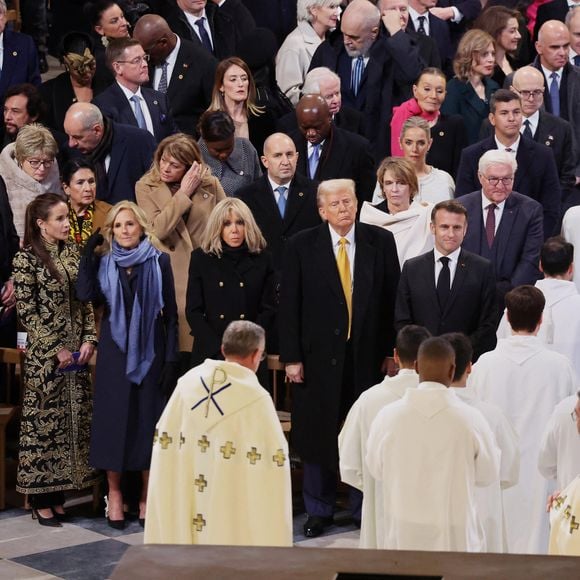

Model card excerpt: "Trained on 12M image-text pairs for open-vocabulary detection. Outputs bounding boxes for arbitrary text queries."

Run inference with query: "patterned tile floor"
[0,500,360,579]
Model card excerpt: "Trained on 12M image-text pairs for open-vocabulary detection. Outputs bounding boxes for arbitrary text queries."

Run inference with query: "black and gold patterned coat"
[12,241,100,494]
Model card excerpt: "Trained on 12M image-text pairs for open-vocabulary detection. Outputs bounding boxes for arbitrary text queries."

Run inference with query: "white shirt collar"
[329,223,355,247]
[116,80,143,98]
[522,110,540,135]
[268,176,292,193]
[481,192,506,212]
[433,245,461,264]
[165,34,180,67]
[495,134,520,154]
[541,64,563,82]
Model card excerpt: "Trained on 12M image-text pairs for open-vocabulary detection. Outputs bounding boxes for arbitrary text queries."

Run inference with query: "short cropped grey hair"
[317,178,356,207]
[0,1,6,15]
[222,321,266,358]
[297,0,338,22]
[303,67,341,94]
[478,149,518,175]
[565,5,580,25]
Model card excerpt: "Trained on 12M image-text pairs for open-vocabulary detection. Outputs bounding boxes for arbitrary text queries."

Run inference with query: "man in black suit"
[133,14,217,137]
[236,133,320,271]
[92,38,178,144]
[534,20,580,187]
[161,0,239,59]
[64,103,156,205]
[395,200,497,360]
[290,94,376,207]
[404,0,453,75]
[456,89,561,237]
[481,66,577,208]
[460,149,544,310]
[567,7,580,66]
[276,68,365,136]
[279,178,400,538]
[309,0,424,159]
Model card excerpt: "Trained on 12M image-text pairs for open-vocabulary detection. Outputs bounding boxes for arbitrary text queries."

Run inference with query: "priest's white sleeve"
[495,413,519,489]
[538,409,559,482]
[338,401,364,490]
[472,411,501,489]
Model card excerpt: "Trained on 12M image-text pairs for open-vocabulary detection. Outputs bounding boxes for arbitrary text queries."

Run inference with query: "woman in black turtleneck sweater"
[185,198,276,368]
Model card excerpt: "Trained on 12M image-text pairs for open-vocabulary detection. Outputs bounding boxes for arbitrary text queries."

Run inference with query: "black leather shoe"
[303,515,333,538]
[32,509,62,528]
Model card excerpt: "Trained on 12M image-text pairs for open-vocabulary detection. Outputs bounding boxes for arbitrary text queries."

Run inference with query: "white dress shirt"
[153,34,180,91]
[522,110,539,137]
[433,246,461,287]
[183,9,214,50]
[409,6,430,35]
[481,193,506,235]
[495,134,520,155]
[116,82,154,136]
[268,177,291,204]
[541,64,563,90]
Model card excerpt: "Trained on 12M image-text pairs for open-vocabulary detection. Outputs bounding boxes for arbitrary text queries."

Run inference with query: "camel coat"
[135,172,226,351]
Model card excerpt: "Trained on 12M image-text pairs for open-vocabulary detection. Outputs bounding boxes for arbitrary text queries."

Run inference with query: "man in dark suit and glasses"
[395,199,497,360]
[279,178,400,538]
[133,14,217,137]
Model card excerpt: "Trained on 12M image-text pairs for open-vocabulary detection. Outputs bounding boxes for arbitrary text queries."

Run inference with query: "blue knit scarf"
[98,239,164,384]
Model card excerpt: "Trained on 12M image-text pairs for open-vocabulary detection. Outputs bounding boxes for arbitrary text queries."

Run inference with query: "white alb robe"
[454,387,520,553]
[366,382,499,552]
[469,336,576,554]
[497,278,580,380]
[538,395,580,490]
[359,200,434,266]
[549,475,580,555]
[144,359,293,546]
[338,369,419,548]
[561,206,580,294]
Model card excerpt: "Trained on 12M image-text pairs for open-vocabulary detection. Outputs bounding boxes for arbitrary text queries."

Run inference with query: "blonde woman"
[77,201,178,530]
[136,133,226,360]
[185,198,275,367]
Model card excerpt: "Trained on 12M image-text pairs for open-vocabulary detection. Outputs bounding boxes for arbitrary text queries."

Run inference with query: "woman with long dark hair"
[13,193,99,527]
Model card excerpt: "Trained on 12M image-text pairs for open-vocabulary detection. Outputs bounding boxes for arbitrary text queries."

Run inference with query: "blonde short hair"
[200,198,266,256]
[376,157,419,201]
[147,133,206,182]
[101,201,160,254]
[316,178,356,208]
[14,123,58,165]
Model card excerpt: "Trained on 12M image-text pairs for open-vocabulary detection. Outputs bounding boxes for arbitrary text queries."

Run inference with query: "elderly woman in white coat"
[0,124,62,241]
[275,0,341,105]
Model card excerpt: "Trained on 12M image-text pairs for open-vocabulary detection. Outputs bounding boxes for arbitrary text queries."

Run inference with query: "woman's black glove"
[83,229,104,257]
[160,361,181,397]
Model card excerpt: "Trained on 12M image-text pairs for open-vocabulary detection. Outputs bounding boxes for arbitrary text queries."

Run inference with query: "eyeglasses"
[515,89,544,99]
[481,175,513,187]
[26,158,54,169]
[115,54,150,66]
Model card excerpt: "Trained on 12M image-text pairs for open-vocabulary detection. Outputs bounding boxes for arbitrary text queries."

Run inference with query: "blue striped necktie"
[351,56,364,97]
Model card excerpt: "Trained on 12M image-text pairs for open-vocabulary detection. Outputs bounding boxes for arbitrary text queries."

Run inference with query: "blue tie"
[195,17,213,53]
[308,144,320,179]
[276,186,287,218]
[549,72,560,117]
[574,54,580,67]
[130,95,147,130]
[351,56,364,97]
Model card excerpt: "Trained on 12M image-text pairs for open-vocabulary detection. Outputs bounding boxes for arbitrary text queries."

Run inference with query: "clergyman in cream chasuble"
[144,358,293,546]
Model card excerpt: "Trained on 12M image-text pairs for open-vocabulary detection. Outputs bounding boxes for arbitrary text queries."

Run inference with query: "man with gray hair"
[145,320,292,546]
[456,89,561,237]
[309,0,425,159]
[459,149,544,311]
[63,102,156,204]
[0,0,41,102]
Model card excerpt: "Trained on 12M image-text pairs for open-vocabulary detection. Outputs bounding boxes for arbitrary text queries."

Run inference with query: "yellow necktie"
[337,237,352,338]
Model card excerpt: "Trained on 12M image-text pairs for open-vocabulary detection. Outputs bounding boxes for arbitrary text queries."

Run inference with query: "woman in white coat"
[275,0,341,105]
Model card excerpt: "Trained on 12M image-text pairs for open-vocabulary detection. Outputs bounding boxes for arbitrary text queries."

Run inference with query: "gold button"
[219,314,225,319]
[219,282,224,287]
[239,282,244,287]
[240,314,245,319]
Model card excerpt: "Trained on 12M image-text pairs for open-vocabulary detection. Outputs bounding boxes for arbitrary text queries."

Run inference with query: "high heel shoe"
[104,495,126,530]
[32,509,62,528]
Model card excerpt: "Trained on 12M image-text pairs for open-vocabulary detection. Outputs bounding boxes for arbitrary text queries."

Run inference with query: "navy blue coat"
[460,190,543,307]
[0,30,40,100]
[77,251,178,472]
[455,135,561,237]
[92,83,178,144]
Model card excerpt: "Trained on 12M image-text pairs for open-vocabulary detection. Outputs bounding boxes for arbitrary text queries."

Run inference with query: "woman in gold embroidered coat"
[12,193,100,527]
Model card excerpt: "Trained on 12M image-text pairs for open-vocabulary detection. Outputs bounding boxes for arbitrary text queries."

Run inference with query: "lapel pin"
[439,131,444,136]
[178,74,184,79]
[548,135,554,140]
[298,191,304,197]
[153,100,158,105]
[12,51,17,56]
[183,63,189,68]
[203,193,208,199]
[239,170,244,176]
[545,141,551,146]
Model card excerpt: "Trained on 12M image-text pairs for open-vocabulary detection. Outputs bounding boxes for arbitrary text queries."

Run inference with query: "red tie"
[485,203,497,248]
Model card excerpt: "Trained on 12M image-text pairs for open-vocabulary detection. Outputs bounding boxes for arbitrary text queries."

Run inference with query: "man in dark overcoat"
[278,178,400,538]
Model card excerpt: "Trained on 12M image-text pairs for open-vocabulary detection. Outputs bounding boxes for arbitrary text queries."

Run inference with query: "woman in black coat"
[186,198,276,368]
[77,201,178,530]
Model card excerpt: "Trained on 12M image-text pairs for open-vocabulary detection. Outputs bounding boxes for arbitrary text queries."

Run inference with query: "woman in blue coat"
[77,201,178,530]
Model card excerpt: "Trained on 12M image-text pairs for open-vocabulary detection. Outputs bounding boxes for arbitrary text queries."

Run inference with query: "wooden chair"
[267,355,291,433]
[5,0,21,32]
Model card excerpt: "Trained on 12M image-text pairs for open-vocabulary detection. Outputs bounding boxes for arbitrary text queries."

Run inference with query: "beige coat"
[135,172,226,351]
[275,21,323,105]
